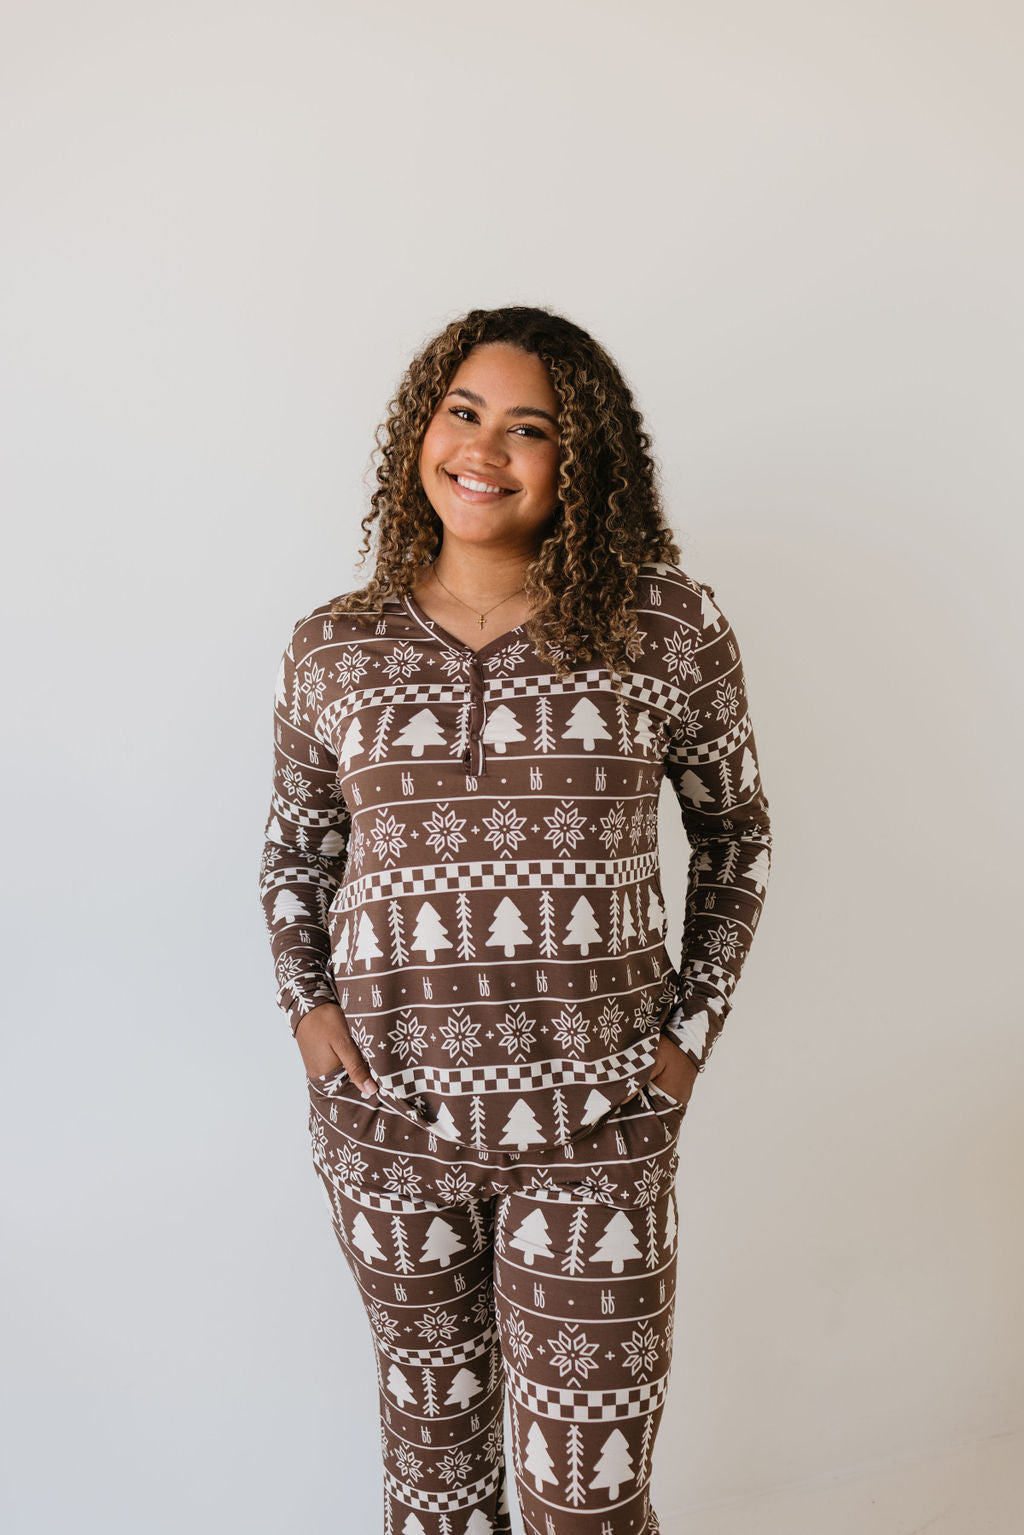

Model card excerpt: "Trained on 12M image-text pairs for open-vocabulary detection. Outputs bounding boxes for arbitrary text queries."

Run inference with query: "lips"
[445,470,518,501]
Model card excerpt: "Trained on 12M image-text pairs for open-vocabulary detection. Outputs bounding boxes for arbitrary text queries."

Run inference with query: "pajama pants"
[306,1069,688,1535]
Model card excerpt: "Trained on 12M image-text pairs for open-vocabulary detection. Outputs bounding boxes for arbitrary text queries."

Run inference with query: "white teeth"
[454,474,509,494]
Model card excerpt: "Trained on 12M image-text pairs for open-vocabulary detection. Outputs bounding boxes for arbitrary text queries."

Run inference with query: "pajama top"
[257,560,773,1154]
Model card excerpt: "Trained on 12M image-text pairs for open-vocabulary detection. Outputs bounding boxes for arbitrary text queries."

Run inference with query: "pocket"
[307,1064,350,1095]
[646,1079,685,1108]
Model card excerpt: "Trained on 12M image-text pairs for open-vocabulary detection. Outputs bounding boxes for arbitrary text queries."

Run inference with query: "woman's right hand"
[295,1003,379,1097]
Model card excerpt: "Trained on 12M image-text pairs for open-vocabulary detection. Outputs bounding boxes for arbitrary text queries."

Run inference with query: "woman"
[258,305,772,1535]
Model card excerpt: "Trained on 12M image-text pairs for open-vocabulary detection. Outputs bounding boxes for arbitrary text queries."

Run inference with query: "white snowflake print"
[551,1004,590,1056]
[309,1117,328,1169]
[707,921,743,965]
[548,1323,601,1385]
[383,642,423,683]
[299,658,328,711]
[482,800,528,857]
[388,1011,429,1064]
[471,1290,496,1329]
[482,1420,504,1465]
[383,1157,422,1199]
[437,1448,474,1486]
[621,1323,660,1381]
[439,647,473,680]
[645,803,659,844]
[624,625,647,662]
[496,1005,537,1059]
[395,1445,424,1484]
[282,763,313,804]
[633,1165,665,1208]
[633,993,659,1031]
[665,1308,675,1357]
[346,822,366,874]
[334,648,372,691]
[543,800,589,856]
[368,811,407,866]
[423,802,468,857]
[439,1009,482,1063]
[504,1312,534,1367]
[629,803,645,849]
[667,698,703,748]
[435,1167,475,1206]
[369,1302,400,1344]
[485,639,531,675]
[663,628,701,685]
[711,680,741,725]
[418,1308,459,1345]
[573,1170,619,1204]
[595,999,626,1049]
[598,803,626,854]
[348,1020,376,1061]
[334,1142,368,1185]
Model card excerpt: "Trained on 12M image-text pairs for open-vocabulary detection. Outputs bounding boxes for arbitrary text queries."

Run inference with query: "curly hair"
[329,304,682,680]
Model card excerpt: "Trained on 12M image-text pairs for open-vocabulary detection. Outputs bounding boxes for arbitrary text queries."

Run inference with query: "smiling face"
[417,342,562,555]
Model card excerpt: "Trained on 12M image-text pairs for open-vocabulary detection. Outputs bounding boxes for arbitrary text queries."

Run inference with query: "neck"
[429,539,536,605]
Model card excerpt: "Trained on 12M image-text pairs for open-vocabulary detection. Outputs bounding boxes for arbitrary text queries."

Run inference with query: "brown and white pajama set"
[258,562,773,1534]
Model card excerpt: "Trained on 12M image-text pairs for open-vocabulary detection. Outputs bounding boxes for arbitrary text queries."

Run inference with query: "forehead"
[447,343,559,412]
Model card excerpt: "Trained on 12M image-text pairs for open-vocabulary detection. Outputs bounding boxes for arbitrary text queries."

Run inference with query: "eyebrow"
[445,387,560,430]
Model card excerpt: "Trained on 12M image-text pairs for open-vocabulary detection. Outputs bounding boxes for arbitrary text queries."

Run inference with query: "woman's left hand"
[649,1032,700,1109]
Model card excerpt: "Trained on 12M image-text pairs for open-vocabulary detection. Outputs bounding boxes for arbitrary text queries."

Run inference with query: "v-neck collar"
[401,589,529,661]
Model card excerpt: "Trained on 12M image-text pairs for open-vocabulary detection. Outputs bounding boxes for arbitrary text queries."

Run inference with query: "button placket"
[466,654,486,779]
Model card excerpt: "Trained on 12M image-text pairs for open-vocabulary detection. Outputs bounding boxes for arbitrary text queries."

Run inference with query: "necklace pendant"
[478,615,485,629]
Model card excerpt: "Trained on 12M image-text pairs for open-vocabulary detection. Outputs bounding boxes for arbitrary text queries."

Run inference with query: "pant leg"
[308,1074,513,1535]
[492,1090,684,1535]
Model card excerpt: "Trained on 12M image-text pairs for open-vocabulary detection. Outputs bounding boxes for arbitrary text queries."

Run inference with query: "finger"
[332,1027,379,1098]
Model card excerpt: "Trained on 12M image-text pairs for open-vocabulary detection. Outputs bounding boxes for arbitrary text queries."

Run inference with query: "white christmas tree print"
[563,896,601,955]
[700,585,722,630]
[664,1191,677,1253]
[411,901,453,962]
[646,886,665,934]
[581,1089,612,1126]
[386,1364,416,1407]
[463,1512,494,1535]
[272,888,312,927]
[589,1428,634,1499]
[354,910,383,969]
[500,1099,546,1152]
[534,695,555,752]
[509,1206,553,1264]
[678,767,714,807]
[486,897,532,957]
[746,844,771,890]
[444,1367,482,1411]
[338,716,364,770]
[634,709,656,754]
[524,1422,558,1492]
[394,707,446,757]
[331,916,351,971]
[401,1515,427,1535]
[561,697,612,751]
[620,889,636,944]
[482,704,524,753]
[419,1217,466,1269]
[565,1423,586,1505]
[589,1210,641,1273]
[351,1211,386,1265]
[432,1103,460,1142]
[672,1008,710,1058]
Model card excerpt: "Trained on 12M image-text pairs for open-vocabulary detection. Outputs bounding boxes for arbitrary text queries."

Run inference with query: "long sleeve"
[660,583,773,1073]
[257,610,352,1038]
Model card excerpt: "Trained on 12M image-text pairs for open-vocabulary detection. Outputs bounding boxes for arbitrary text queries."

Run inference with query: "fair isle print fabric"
[308,1067,687,1535]
[258,562,773,1153]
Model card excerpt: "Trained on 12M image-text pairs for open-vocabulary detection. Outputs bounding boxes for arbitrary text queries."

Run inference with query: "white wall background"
[2,3,1021,1532]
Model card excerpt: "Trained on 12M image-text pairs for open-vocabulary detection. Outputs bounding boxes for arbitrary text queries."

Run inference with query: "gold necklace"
[430,563,527,630]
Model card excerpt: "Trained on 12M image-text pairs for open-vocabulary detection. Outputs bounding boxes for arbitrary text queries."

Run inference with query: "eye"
[447,407,547,439]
